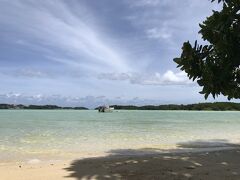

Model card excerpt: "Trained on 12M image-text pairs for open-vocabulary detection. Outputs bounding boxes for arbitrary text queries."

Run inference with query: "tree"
[174,0,240,100]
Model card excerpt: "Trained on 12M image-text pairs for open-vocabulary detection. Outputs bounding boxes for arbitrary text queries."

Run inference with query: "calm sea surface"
[0,110,240,162]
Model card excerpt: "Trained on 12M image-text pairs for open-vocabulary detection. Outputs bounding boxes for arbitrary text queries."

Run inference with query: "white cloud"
[5,92,22,98]
[98,72,131,81]
[129,0,161,7]
[14,69,50,78]
[146,27,172,40]
[98,70,193,86]
[162,71,187,83]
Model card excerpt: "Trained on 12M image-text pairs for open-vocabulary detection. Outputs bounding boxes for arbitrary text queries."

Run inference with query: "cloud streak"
[0,0,131,73]
[125,0,220,46]
[146,27,172,40]
[98,70,193,86]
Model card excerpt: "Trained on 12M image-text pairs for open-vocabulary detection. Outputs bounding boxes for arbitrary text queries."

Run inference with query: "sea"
[0,110,240,163]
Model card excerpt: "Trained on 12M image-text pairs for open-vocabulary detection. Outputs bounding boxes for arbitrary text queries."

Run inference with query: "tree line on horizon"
[1,102,240,111]
[112,102,240,111]
[0,104,88,110]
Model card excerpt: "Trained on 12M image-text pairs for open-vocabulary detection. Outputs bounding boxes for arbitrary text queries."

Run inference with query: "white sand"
[1,148,240,180]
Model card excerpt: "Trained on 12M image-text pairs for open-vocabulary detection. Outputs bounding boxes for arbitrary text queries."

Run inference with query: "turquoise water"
[0,110,240,162]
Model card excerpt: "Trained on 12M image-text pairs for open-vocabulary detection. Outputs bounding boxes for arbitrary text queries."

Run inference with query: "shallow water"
[0,110,240,162]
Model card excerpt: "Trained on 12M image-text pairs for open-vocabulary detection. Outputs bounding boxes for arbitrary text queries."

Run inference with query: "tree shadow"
[64,139,240,180]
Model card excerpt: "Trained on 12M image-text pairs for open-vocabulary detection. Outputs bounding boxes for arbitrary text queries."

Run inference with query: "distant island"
[112,102,240,111]
[0,104,88,110]
[1,102,240,111]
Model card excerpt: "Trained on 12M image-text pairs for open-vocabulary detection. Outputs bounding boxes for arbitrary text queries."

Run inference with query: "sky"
[0,0,237,108]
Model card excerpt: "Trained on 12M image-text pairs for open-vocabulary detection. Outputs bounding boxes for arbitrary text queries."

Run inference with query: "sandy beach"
[1,147,240,180]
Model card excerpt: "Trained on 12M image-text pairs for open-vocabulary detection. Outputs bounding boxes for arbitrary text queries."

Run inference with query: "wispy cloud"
[14,68,51,78]
[125,0,220,46]
[0,0,131,73]
[98,70,193,86]
[129,0,162,7]
[146,27,172,40]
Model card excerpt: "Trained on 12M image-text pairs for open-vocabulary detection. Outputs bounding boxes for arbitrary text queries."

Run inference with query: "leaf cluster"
[174,0,240,99]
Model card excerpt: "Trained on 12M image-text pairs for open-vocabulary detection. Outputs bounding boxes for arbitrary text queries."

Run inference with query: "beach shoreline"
[1,147,240,180]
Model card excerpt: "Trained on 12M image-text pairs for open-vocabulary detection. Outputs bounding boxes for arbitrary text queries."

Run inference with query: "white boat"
[98,105,114,112]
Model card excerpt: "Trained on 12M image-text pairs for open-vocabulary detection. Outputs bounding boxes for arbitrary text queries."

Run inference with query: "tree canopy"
[174,0,240,100]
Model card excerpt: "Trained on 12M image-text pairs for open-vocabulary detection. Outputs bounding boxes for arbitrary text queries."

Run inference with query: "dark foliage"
[174,0,240,100]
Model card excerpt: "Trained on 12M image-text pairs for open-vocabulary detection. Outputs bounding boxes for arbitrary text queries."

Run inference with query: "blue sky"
[0,0,237,107]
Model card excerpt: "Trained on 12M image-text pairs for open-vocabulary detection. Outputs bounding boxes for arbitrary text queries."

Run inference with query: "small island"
[0,104,88,110]
[112,102,240,111]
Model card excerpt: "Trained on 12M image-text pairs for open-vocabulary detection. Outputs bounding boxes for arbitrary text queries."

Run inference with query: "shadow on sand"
[64,139,240,180]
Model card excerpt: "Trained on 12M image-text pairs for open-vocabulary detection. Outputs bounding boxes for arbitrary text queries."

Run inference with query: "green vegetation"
[174,0,240,100]
[0,104,88,110]
[112,102,240,111]
[1,102,240,111]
